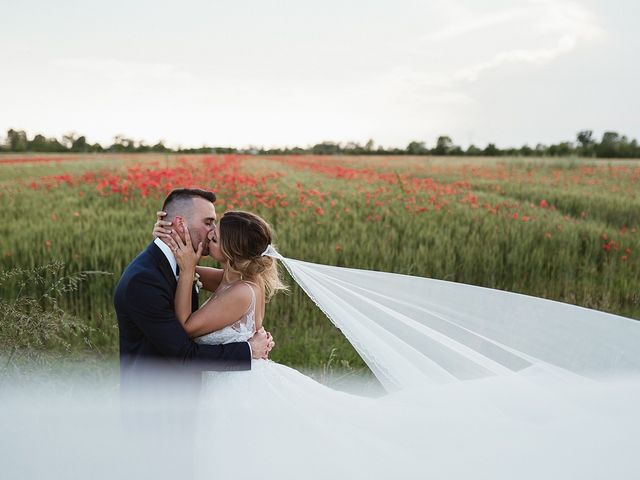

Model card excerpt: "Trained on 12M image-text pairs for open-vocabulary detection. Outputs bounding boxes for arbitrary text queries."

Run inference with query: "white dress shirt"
[154,237,178,279]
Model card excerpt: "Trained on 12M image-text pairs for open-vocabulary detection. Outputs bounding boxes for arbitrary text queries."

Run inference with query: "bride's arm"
[165,225,252,337]
[180,285,252,337]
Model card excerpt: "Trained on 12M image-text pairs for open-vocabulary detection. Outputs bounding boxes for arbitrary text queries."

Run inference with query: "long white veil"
[3,248,639,480]
[264,247,640,392]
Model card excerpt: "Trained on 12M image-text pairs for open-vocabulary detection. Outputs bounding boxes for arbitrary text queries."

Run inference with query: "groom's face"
[183,197,217,256]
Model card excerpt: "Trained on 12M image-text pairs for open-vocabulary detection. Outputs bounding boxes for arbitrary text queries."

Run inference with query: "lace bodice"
[195,281,257,345]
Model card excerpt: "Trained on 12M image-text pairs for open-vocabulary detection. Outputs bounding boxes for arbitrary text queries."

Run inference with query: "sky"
[1,0,638,149]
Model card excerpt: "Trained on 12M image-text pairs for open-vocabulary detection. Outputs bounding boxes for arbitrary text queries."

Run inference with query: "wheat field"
[1,153,638,371]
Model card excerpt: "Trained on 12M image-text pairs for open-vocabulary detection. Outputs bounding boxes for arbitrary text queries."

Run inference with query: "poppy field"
[1,153,639,372]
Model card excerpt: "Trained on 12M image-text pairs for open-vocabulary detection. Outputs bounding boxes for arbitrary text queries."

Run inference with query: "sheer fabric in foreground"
[3,253,640,479]
[191,250,640,480]
[275,255,640,390]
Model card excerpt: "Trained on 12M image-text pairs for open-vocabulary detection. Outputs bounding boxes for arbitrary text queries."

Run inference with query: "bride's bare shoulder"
[206,281,253,310]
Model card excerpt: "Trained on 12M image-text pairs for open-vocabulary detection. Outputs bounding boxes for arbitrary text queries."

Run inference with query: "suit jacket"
[114,242,251,392]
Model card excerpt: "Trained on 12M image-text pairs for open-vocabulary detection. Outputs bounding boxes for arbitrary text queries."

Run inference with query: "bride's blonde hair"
[219,210,288,301]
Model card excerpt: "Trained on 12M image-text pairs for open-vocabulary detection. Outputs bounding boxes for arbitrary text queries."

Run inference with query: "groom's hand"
[249,328,273,360]
[153,211,171,238]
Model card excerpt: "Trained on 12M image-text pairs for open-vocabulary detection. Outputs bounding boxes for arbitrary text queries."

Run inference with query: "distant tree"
[595,131,620,158]
[109,135,136,152]
[466,144,482,156]
[48,138,68,152]
[2,126,639,157]
[290,147,305,155]
[577,130,595,157]
[617,135,636,158]
[7,129,28,151]
[212,146,238,154]
[548,142,573,156]
[62,132,77,150]
[136,141,151,152]
[406,141,428,155]
[450,145,463,155]
[520,145,534,156]
[483,143,499,156]
[625,139,640,158]
[344,141,365,155]
[311,142,340,155]
[433,135,453,155]
[560,142,574,156]
[151,141,169,152]
[364,139,375,152]
[29,134,50,152]
[71,136,88,152]
[89,142,104,153]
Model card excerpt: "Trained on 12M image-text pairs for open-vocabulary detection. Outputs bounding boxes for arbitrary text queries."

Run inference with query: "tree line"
[2,128,639,158]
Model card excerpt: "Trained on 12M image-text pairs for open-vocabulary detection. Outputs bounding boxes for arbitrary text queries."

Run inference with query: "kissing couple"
[113,187,640,480]
[114,187,408,478]
[114,188,405,478]
[115,187,278,386]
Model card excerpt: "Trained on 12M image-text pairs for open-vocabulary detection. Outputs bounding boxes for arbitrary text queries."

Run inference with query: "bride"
[154,210,640,480]
[156,211,410,478]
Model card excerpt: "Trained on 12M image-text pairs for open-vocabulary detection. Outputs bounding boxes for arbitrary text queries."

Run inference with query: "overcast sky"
[1,0,638,149]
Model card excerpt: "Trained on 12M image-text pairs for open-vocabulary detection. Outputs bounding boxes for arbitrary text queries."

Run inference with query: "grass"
[1,153,638,373]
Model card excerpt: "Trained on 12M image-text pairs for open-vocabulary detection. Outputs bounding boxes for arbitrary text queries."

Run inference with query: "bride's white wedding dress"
[194,281,411,478]
[193,277,640,480]
[2,259,640,480]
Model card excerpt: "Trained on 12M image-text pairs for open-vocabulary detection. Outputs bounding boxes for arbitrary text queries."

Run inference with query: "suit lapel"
[147,242,178,290]
[147,242,198,311]
[192,286,199,313]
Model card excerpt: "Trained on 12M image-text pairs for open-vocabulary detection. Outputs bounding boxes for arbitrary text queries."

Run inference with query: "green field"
[1,153,638,374]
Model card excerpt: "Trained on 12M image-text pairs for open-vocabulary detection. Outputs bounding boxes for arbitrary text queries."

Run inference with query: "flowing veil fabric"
[3,250,640,480]
[263,247,640,390]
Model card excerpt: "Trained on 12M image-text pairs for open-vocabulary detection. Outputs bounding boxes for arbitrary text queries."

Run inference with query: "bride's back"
[196,281,262,346]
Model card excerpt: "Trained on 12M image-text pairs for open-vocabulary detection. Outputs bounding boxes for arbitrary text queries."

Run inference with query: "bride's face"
[207,222,225,264]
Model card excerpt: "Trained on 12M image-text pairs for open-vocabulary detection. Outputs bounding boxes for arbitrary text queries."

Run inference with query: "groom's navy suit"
[114,241,251,393]
[114,241,251,477]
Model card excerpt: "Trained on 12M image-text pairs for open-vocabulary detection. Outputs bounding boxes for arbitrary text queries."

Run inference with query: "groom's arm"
[195,266,224,292]
[126,272,251,371]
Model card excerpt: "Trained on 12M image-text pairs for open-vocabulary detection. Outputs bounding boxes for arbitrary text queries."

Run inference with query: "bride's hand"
[264,331,275,360]
[152,211,172,239]
[164,220,203,272]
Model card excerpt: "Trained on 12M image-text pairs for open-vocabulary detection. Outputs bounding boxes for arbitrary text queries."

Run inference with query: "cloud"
[422,0,604,83]
[419,7,530,44]
[454,34,578,82]
[51,57,193,84]
[387,0,605,108]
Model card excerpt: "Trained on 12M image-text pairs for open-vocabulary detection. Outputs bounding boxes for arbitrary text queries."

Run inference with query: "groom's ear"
[174,215,184,231]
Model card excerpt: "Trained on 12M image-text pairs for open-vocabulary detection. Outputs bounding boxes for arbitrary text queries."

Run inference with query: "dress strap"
[240,281,257,309]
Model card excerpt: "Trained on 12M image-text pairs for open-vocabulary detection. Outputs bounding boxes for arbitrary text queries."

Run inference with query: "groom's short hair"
[162,188,217,218]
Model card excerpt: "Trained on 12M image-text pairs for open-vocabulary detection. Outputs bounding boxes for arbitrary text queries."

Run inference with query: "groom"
[114,187,272,394]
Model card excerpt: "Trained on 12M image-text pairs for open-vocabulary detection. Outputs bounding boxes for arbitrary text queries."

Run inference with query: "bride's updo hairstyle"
[219,210,287,301]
